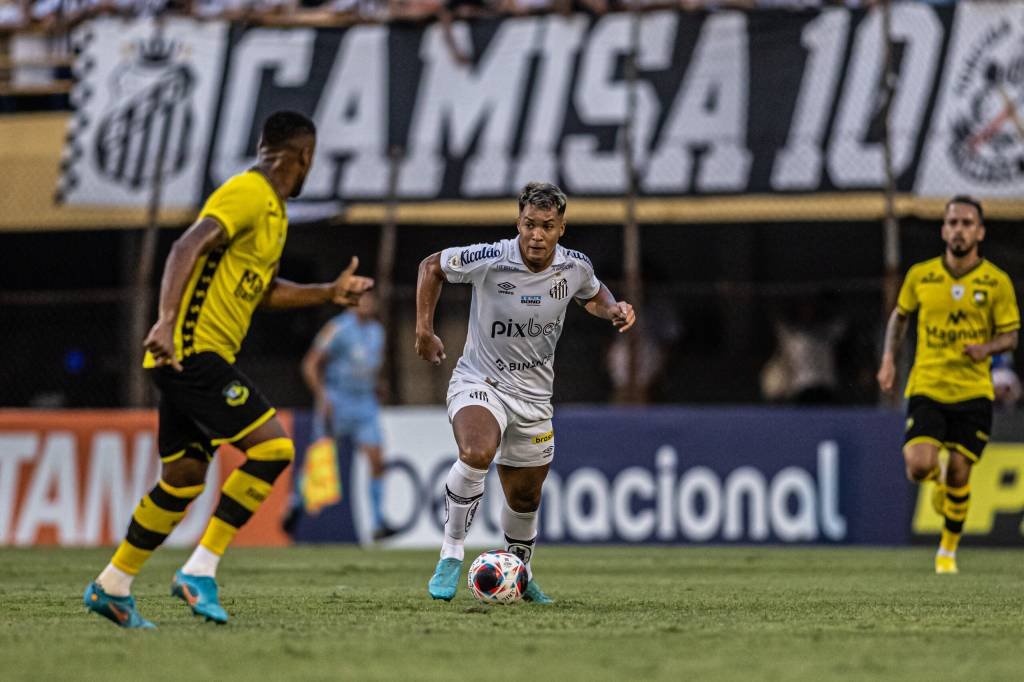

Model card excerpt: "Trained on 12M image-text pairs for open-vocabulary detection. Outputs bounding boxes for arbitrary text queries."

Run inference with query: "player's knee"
[905,460,934,483]
[162,457,208,487]
[239,438,295,484]
[459,444,496,469]
[247,437,295,463]
[507,490,541,513]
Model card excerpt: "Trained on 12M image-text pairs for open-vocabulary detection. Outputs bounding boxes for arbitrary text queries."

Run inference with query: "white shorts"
[446,374,554,468]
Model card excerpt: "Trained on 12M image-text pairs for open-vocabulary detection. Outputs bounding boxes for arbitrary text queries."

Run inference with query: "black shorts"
[903,395,993,462]
[151,352,275,463]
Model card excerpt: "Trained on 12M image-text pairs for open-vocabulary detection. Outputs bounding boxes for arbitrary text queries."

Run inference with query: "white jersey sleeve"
[564,248,601,300]
[440,242,504,286]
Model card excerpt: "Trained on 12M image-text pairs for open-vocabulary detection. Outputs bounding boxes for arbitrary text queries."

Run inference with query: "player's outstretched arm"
[964,330,1019,363]
[877,308,909,393]
[302,321,338,423]
[262,256,374,309]
[144,217,228,371]
[415,252,447,366]
[582,283,636,333]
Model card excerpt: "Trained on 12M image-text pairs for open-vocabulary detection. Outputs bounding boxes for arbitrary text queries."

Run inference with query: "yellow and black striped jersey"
[898,257,1020,403]
[143,170,287,367]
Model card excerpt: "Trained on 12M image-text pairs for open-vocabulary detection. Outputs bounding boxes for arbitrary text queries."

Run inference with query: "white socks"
[96,546,220,596]
[440,459,488,561]
[181,544,221,578]
[502,503,539,580]
[96,563,134,597]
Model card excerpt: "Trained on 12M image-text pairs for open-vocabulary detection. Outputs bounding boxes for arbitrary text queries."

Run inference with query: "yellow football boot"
[935,553,958,575]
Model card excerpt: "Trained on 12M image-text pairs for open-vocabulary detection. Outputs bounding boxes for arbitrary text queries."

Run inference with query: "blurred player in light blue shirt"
[302,291,394,540]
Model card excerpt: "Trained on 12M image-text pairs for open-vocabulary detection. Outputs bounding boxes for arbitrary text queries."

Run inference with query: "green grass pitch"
[2,546,1023,681]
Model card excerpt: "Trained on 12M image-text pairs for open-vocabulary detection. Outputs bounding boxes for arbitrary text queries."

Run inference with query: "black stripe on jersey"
[180,245,226,357]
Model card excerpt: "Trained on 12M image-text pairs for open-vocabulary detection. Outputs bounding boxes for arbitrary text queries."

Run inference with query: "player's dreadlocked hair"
[518,182,567,216]
[260,111,316,149]
[946,195,984,223]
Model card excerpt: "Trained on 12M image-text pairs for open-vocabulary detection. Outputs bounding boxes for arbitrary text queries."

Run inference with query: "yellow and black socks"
[98,479,206,595]
[940,482,971,555]
[183,438,295,576]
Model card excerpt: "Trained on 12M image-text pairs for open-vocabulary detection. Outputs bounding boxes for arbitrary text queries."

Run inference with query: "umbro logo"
[920,272,944,284]
[497,281,516,295]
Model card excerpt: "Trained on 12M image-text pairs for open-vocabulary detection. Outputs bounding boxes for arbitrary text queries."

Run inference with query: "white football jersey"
[440,238,602,402]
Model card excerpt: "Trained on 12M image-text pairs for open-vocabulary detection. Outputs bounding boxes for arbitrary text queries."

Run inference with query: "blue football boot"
[428,558,463,601]
[522,579,554,604]
[171,570,228,624]
[83,582,155,629]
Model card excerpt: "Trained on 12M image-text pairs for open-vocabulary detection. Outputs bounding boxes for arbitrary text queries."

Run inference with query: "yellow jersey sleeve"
[993,270,1021,334]
[896,265,920,316]
[199,173,261,239]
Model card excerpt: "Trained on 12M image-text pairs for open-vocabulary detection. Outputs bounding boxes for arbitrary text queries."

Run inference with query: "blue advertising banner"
[289,406,909,546]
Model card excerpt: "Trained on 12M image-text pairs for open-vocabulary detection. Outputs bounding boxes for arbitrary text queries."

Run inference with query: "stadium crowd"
[0,0,962,33]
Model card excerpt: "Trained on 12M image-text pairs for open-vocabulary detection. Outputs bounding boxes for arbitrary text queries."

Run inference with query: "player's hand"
[332,256,374,306]
[963,344,989,363]
[610,301,636,333]
[143,318,183,372]
[876,357,896,393]
[415,331,446,366]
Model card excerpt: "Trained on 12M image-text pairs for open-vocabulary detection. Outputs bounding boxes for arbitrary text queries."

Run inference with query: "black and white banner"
[59,17,227,208]
[60,4,1024,210]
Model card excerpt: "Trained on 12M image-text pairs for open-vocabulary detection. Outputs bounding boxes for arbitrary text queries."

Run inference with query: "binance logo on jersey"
[223,381,250,407]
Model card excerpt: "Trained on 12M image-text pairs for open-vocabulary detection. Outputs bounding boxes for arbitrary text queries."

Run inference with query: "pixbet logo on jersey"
[490,319,561,338]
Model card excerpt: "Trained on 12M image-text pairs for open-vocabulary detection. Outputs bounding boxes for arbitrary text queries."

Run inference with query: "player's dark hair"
[518,182,567,217]
[260,111,316,149]
[946,195,984,223]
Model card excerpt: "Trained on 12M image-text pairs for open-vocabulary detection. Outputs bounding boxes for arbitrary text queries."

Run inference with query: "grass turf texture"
[2,546,1023,681]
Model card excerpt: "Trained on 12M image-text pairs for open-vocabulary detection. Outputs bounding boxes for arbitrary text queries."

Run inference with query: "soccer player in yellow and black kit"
[84,111,373,628]
[877,195,1019,575]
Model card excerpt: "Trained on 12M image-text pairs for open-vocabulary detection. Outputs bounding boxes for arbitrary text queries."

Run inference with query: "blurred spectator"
[606,297,681,403]
[761,297,846,404]
[388,0,442,21]
[1,0,27,29]
[991,352,1021,410]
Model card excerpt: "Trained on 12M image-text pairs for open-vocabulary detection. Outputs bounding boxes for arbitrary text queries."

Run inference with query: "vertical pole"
[127,99,172,407]
[621,5,644,403]
[376,145,402,404]
[880,0,902,406]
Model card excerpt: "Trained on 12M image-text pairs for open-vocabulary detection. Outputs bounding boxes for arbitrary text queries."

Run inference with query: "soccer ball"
[467,550,528,604]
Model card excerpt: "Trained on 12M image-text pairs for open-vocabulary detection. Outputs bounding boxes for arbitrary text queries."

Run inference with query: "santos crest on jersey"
[440,239,601,402]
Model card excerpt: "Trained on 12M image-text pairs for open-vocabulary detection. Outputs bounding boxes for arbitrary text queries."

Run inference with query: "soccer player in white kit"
[414,182,636,602]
